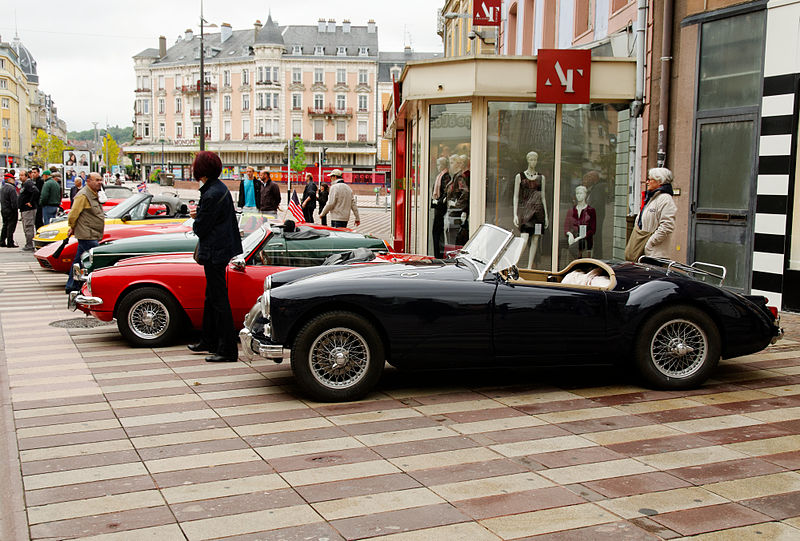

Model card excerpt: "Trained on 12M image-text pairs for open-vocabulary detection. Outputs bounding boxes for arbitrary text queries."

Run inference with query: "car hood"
[113,253,196,267]
[92,232,196,255]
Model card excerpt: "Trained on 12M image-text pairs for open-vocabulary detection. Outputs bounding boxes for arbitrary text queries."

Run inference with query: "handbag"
[625,225,653,262]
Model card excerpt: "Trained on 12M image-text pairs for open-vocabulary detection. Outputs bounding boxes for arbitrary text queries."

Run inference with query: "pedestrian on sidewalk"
[301,172,317,223]
[237,166,260,210]
[188,151,242,363]
[318,183,329,226]
[0,172,19,247]
[65,173,105,294]
[18,169,39,251]
[258,169,281,213]
[320,169,360,229]
[70,176,83,202]
[30,167,44,229]
[39,171,62,225]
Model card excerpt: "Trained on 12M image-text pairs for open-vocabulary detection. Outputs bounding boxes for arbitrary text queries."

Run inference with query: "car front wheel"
[117,287,183,347]
[291,311,384,402]
[634,305,720,390]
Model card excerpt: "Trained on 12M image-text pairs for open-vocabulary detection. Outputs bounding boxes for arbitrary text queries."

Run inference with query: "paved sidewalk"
[1,230,800,539]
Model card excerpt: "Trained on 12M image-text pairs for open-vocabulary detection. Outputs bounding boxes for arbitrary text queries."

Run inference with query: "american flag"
[137,182,147,193]
[288,190,305,223]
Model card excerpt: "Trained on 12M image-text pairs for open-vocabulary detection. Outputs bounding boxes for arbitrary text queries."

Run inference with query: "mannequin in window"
[445,154,469,247]
[430,156,450,258]
[513,151,548,268]
[564,185,596,259]
[582,170,606,257]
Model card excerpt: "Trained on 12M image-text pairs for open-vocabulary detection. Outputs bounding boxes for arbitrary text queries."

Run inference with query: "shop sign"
[473,0,502,26]
[536,49,591,104]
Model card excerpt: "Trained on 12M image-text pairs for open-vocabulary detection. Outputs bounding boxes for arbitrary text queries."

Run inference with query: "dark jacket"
[237,177,261,208]
[0,182,18,214]
[259,179,281,212]
[39,178,61,206]
[193,178,243,264]
[318,185,329,212]
[70,185,80,202]
[302,180,317,209]
[19,179,39,211]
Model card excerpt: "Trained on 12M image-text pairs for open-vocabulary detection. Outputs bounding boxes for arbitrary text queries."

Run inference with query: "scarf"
[638,183,674,229]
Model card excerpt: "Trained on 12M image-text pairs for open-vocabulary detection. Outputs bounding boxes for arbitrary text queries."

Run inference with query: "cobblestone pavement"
[2,226,800,539]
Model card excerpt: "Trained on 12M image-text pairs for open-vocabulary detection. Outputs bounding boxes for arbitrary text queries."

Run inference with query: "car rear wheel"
[634,305,720,389]
[117,287,183,347]
[291,311,384,402]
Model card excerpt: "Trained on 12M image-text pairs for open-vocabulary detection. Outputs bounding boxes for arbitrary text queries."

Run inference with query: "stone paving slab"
[1,251,800,539]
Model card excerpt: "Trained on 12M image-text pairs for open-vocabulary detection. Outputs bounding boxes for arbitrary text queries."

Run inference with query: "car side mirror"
[230,255,246,271]
[122,214,131,222]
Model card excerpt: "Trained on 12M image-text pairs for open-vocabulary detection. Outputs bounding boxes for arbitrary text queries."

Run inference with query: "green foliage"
[149,168,162,182]
[101,133,121,168]
[290,138,306,175]
[31,129,68,166]
[67,125,133,144]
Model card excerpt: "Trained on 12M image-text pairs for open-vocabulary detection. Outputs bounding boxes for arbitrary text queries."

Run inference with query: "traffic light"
[321,147,327,164]
[134,155,141,165]
[290,139,298,154]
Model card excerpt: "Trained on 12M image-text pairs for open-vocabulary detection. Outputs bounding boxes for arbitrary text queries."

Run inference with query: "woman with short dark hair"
[189,151,243,362]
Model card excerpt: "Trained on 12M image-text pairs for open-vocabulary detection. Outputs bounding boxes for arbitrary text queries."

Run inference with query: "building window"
[264,67,272,83]
[257,67,264,82]
[175,73,181,88]
[336,119,346,141]
[223,70,231,87]
[0,59,5,69]
[337,46,347,56]
[242,69,249,85]
[292,68,302,83]
[0,98,7,109]
[224,120,231,139]
[292,44,302,54]
[142,76,150,89]
[1,118,8,129]
[574,0,591,37]
[242,118,250,138]
[143,99,150,114]
[358,46,369,56]
[223,95,231,111]
[143,123,151,137]
[314,45,324,55]
[292,119,301,138]
[0,79,6,90]
[176,122,183,138]
[336,94,346,111]
[158,75,164,90]
[358,69,368,85]
[314,68,323,84]
[273,67,279,83]
[358,120,367,142]
[314,94,324,110]
[158,98,165,114]
[193,122,201,137]
[242,94,250,111]
[205,125,211,138]
[273,93,280,109]
[314,119,324,140]
[292,93,302,110]
[336,69,346,85]
[204,97,211,111]
[358,94,368,112]
[159,122,165,137]
[175,97,182,113]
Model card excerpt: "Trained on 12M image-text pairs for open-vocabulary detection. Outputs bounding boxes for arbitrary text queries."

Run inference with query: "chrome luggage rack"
[637,256,727,285]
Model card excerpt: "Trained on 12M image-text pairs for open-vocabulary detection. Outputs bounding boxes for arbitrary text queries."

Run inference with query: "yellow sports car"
[34,193,191,249]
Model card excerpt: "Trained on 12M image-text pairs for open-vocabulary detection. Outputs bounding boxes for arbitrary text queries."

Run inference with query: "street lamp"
[160,138,165,171]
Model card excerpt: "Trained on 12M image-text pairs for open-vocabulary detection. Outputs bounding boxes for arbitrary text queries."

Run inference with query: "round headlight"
[39,230,59,239]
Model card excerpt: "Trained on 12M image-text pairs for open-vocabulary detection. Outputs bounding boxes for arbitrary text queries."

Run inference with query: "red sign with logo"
[536,49,591,104]
[472,0,502,26]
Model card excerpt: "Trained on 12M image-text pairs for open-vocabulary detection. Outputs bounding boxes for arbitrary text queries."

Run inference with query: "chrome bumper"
[68,291,103,311]
[239,328,285,360]
[772,327,785,345]
[72,263,87,282]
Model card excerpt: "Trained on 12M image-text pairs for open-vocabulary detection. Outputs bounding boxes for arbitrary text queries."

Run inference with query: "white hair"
[648,167,673,185]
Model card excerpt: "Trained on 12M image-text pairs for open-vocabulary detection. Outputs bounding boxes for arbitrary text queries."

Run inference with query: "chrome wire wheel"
[308,327,369,390]
[650,318,708,379]
[127,298,170,340]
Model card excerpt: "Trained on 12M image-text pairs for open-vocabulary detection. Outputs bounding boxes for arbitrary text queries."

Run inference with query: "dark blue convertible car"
[241,224,783,401]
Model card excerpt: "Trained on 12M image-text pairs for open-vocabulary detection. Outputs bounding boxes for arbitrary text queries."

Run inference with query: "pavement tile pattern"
[2,250,800,539]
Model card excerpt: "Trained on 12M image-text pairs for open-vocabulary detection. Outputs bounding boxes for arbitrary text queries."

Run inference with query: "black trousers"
[1,211,17,246]
[35,206,43,230]
[303,206,314,223]
[202,262,238,357]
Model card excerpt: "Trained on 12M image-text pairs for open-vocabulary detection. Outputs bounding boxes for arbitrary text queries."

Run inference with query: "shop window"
[429,103,471,257]
[485,102,555,269]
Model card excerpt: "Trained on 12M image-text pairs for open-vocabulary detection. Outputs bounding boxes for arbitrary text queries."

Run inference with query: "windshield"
[104,186,132,198]
[459,224,513,277]
[490,236,525,275]
[242,227,268,255]
[105,194,149,219]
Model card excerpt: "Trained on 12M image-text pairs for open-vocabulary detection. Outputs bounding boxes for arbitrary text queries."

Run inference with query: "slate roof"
[282,25,378,58]
[254,14,283,45]
[378,50,442,82]
[11,36,38,83]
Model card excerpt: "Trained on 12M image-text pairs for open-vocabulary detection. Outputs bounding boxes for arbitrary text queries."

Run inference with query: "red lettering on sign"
[536,49,592,104]
[472,0,502,27]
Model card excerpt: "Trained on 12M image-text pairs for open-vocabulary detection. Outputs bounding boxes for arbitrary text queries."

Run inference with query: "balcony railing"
[255,106,273,111]
[255,80,279,86]
[190,109,213,117]
[337,133,345,141]
[181,83,217,94]
[358,135,367,142]
[307,105,353,117]
[135,88,151,93]
[253,133,274,139]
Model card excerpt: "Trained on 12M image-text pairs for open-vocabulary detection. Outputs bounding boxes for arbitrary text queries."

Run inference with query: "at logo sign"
[536,49,592,104]
[472,0,502,27]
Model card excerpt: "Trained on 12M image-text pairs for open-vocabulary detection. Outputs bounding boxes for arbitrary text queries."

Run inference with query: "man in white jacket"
[640,167,677,258]
[320,169,360,228]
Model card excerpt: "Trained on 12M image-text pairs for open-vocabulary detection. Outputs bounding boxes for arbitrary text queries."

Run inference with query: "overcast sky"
[1,0,444,132]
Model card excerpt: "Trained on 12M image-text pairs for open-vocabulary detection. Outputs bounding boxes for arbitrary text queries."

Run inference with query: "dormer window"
[390,66,402,80]
[336,46,347,56]
[358,46,369,56]
[292,45,302,55]
[314,45,324,56]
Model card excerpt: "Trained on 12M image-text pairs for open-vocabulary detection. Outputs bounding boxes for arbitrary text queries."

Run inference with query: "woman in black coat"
[189,151,243,362]
[317,183,329,226]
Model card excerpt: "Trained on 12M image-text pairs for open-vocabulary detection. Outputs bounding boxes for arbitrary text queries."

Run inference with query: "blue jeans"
[330,220,348,228]
[65,239,99,292]
[42,205,59,225]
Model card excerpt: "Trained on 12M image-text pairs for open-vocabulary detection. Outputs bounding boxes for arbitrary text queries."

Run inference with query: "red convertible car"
[69,224,393,347]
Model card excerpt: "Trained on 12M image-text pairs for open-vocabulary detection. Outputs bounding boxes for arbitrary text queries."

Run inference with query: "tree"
[101,133,121,169]
[290,137,306,181]
[31,129,68,167]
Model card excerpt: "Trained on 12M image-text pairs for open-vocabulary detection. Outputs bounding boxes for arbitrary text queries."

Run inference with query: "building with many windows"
[0,36,30,170]
[126,15,381,182]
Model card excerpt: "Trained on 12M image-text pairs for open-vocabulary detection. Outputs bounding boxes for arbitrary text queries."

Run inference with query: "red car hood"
[113,253,196,267]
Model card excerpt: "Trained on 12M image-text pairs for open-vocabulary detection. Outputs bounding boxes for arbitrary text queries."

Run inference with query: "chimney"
[220,22,232,43]
[327,19,336,33]
[404,45,412,55]
[159,35,167,58]
[318,18,326,33]
[184,28,193,41]
[254,20,262,41]
[342,19,351,33]
[367,19,376,33]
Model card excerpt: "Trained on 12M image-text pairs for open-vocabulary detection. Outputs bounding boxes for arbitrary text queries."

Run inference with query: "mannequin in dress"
[564,185,596,258]
[445,154,469,246]
[431,157,450,258]
[513,151,548,268]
